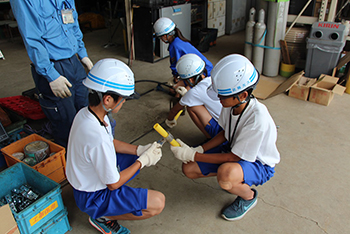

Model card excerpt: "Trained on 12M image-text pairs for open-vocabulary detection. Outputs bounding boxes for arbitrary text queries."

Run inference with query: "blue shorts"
[201,118,228,153]
[73,153,148,219]
[204,118,222,138]
[197,159,275,187]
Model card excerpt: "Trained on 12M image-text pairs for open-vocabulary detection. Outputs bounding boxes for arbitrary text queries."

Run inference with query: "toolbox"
[1,134,67,183]
[0,162,71,234]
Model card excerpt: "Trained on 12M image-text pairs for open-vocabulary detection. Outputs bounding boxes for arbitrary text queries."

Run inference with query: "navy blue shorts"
[73,153,148,219]
[197,159,275,186]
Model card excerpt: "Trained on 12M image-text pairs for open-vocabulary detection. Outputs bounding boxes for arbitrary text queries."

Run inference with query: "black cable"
[135,80,173,88]
[129,120,165,144]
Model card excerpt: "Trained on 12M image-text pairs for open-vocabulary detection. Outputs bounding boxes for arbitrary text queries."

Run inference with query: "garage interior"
[0,0,350,233]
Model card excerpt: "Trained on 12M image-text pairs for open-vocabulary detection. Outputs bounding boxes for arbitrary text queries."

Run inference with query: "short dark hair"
[88,90,120,107]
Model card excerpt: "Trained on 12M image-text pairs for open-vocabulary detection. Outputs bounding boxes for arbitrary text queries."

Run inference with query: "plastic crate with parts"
[1,134,66,183]
[0,162,71,234]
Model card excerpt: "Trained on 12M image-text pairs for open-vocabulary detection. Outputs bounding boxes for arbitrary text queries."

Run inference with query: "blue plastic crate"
[0,162,68,234]
[33,209,71,234]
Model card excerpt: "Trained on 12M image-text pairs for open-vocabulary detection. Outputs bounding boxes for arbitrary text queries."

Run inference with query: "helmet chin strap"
[97,92,124,114]
[163,31,175,43]
[230,94,252,111]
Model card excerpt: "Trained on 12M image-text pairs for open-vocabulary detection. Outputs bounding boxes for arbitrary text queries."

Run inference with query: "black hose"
[135,80,173,88]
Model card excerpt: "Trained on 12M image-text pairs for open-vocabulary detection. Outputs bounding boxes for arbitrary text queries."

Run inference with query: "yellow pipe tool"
[153,109,183,147]
[174,109,183,121]
[153,123,180,147]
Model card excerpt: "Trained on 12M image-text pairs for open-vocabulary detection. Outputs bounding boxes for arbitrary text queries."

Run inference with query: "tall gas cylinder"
[252,9,266,73]
[244,8,256,61]
[263,1,290,77]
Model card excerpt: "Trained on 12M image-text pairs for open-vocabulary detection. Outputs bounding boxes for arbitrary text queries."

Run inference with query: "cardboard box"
[0,204,20,234]
[253,71,305,99]
[288,76,317,101]
[309,74,346,106]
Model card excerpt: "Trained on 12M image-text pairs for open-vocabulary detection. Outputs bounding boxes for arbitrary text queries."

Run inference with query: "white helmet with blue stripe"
[176,53,205,80]
[211,54,259,96]
[153,17,176,37]
[83,58,135,98]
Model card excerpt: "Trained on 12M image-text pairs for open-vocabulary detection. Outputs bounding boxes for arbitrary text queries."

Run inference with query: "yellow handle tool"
[174,109,183,121]
[153,123,180,147]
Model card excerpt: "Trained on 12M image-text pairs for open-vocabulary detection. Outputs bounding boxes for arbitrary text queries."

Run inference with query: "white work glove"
[192,145,204,153]
[165,118,177,128]
[170,139,197,164]
[137,142,162,169]
[176,86,188,96]
[167,77,176,86]
[49,76,72,98]
[136,143,152,156]
[81,57,94,70]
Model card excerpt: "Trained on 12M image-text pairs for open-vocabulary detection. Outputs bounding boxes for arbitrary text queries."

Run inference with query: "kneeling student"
[66,58,165,234]
[166,53,223,141]
[170,54,280,221]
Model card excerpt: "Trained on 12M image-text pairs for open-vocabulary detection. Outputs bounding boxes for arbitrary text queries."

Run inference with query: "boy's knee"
[182,163,200,179]
[217,163,242,189]
[152,192,165,216]
[218,180,232,190]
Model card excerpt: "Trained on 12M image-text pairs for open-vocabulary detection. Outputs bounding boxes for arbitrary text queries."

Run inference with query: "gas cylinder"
[252,9,266,73]
[263,1,290,77]
[244,8,256,61]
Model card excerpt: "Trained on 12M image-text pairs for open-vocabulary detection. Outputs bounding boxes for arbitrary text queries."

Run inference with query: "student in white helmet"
[170,54,280,221]
[66,59,165,234]
[153,17,213,93]
[166,53,223,142]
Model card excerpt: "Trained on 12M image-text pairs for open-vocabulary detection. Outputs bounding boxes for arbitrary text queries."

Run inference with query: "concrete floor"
[1,28,350,234]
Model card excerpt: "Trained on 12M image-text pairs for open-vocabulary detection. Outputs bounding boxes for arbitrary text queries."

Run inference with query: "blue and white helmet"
[176,53,205,80]
[83,58,135,98]
[153,17,176,37]
[211,54,259,96]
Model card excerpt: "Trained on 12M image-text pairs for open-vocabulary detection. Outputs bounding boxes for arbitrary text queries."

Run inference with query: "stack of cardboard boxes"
[253,71,346,106]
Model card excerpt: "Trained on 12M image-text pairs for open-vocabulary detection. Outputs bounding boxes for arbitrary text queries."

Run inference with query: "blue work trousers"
[31,55,88,147]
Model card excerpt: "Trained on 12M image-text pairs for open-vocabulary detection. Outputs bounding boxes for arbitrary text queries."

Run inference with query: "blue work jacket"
[10,0,88,82]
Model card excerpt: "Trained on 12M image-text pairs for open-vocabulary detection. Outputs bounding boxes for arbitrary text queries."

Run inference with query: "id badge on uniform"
[61,9,74,24]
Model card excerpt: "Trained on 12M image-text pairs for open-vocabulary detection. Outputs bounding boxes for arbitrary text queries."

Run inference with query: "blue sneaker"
[89,217,130,234]
[221,188,258,221]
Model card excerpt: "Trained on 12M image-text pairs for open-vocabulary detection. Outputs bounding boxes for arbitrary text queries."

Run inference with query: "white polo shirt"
[219,98,280,167]
[66,107,120,192]
[179,77,222,121]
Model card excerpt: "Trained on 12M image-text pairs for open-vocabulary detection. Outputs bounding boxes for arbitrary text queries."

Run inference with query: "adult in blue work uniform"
[10,0,93,147]
[153,17,213,89]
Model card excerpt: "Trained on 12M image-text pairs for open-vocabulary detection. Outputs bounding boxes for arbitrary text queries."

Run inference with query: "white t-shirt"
[218,98,280,167]
[66,107,120,192]
[179,77,222,121]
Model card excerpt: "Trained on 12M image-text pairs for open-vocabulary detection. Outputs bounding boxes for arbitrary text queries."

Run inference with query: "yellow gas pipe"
[153,110,183,147]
